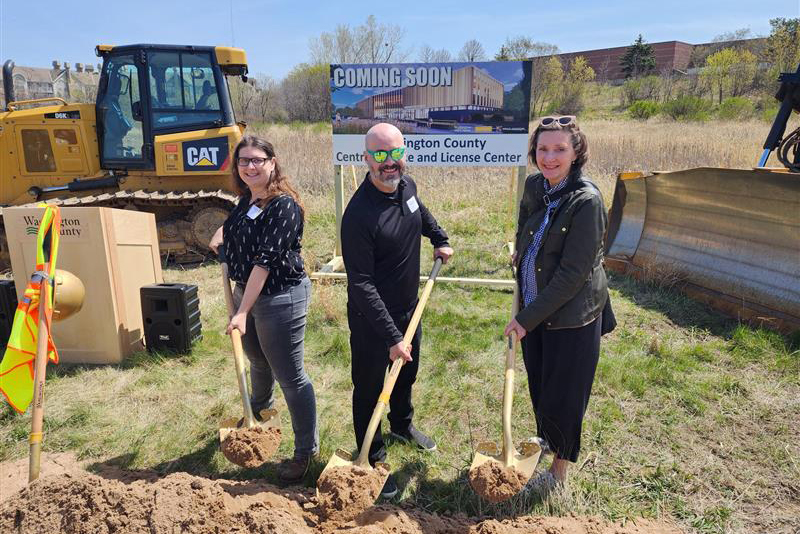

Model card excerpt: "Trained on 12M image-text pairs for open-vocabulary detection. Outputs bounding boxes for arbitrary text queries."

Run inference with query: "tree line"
[229,16,800,124]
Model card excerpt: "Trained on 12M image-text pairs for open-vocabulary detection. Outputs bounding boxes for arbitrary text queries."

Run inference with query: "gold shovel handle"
[219,245,257,429]
[502,283,521,465]
[355,258,443,467]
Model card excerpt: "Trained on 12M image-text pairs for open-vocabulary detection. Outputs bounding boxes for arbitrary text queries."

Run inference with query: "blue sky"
[0,0,796,79]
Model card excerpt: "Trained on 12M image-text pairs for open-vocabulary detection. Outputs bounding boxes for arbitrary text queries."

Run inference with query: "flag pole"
[28,272,51,483]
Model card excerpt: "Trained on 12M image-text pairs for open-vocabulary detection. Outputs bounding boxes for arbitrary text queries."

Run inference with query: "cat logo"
[186,147,219,166]
[183,137,229,172]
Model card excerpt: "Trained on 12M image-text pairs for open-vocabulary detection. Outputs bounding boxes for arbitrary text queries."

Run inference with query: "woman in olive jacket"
[504,116,610,494]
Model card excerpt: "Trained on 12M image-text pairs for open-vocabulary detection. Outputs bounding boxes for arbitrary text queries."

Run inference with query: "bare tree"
[712,28,752,42]
[496,36,559,60]
[361,15,408,63]
[309,24,359,64]
[310,15,409,64]
[457,39,486,62]
[419,45,453,62]
[254,75,284,121]
[228,77,260,121]
[280,63,330,122]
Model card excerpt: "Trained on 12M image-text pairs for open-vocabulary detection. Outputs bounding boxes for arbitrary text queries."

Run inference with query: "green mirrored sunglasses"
[367,147,405,163]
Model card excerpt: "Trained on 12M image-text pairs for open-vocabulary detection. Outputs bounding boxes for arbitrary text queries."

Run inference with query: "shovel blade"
[470,440,502,472]
[318,448,357,478]
[469,439,542,480]
[317,448,391,502]
[218,408,281,442]
[512,442,542,479]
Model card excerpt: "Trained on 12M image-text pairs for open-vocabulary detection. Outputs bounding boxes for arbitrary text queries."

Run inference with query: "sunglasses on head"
[539,115,576,127]
[367,147,405,163]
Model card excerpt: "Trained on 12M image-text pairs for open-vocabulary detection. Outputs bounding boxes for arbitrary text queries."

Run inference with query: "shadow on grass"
[608,272,800,351]
[86,437,303,489]
[608,272,738,337]
[41,342,205,382]
[386,456,550,520]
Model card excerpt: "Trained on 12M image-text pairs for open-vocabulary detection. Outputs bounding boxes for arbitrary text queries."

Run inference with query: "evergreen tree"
[620,34,656,78]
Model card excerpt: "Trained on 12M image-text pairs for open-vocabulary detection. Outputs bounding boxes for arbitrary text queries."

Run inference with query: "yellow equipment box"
[3,206,163,364]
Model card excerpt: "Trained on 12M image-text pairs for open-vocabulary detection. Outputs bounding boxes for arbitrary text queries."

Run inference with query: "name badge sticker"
[406,196,419,213]
[246,205,263,219]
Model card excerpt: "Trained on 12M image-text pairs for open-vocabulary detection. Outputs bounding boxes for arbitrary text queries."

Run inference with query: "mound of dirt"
[0,459,684,534]
[468,460,528,503]
[0,453,81,502]
[316,464,388,521]
[221,426,282,468]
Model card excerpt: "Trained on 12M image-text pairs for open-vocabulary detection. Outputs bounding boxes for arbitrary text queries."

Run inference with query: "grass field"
[1,120,798,533]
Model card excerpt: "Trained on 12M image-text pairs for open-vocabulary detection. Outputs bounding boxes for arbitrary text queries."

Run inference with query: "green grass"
[0,171,798,534]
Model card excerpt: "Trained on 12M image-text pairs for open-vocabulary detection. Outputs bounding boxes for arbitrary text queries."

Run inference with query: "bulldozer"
[0,43,249,267]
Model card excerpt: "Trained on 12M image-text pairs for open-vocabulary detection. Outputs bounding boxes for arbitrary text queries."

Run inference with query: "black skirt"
[520,315,602,462]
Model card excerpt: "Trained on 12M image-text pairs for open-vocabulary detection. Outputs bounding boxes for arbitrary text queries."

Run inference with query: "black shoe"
[389,425,437,452]
[380,474,398,499]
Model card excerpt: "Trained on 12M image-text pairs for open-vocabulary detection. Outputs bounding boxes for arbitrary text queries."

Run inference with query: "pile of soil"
[0,455,684,534]
[468,461,528,503]
[0,452,80,502]
[316,464,388,521]
[220,426,282,468]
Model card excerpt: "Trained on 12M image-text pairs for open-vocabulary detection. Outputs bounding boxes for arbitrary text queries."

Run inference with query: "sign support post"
[320,165,346,273]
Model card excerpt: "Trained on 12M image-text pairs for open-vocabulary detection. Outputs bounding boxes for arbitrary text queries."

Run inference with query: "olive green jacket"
[514,172,609,331]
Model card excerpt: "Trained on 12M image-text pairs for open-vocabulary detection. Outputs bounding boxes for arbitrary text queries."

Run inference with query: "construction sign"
[330,61,532,166]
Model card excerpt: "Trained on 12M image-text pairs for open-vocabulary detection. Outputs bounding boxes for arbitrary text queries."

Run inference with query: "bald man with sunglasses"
[341,122,453,498]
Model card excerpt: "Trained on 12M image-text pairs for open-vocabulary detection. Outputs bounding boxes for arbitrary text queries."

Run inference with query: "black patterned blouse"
[222,193,305,295]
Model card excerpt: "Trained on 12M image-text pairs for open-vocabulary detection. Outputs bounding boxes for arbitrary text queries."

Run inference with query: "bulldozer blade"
[218,408,280,442]
[606,168,800,333]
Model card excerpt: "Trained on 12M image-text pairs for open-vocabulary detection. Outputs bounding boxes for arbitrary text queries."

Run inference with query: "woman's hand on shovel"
[389,342,413,362]
[504,318,526,340]
[226,312,247,336]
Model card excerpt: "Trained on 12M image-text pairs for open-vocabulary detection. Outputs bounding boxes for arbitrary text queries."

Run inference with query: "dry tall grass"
[251,119,784,210]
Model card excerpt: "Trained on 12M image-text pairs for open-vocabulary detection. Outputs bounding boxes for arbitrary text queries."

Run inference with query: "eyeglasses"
[367,147,405,163]
[539,116,576,127]
[236,157,270,167]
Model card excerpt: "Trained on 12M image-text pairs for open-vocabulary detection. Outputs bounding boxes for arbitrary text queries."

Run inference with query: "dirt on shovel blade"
[221,426,281,468]
[317,464,389,521]
[469,460,529,503]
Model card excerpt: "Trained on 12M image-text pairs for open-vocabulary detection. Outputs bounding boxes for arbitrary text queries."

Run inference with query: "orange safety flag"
[0,205,61,413]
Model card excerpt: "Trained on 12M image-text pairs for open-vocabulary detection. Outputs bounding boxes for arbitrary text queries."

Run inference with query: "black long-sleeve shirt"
[342,174,449,347]
[223,193,305,295]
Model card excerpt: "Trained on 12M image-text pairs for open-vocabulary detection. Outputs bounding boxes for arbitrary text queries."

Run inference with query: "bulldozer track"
[0,189,238,269]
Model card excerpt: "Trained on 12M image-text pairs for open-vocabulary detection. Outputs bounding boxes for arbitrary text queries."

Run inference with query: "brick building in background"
[554,38,766,82]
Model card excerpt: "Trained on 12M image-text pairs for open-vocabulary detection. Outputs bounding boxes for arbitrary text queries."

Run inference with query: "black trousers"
[521,315,601,463]
[348,304,421,464]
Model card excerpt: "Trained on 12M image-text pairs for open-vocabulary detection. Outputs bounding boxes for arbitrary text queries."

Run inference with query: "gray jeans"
[234,276,318,457]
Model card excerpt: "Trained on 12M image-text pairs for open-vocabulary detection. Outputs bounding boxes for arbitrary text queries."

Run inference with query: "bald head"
[363,122,406,193]
[365,123,404,151]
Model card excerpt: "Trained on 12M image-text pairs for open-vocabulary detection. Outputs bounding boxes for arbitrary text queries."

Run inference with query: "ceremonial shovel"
[469,284,542,495]
[217,245,280,442]
[318,257,444,495]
